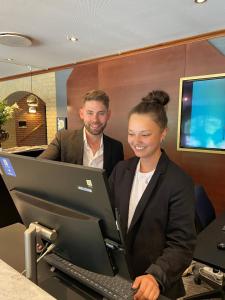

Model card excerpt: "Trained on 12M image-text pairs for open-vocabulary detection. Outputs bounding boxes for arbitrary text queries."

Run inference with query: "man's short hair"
[83,90,109,109]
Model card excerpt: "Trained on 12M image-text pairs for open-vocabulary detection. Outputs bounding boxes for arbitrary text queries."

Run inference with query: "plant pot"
[0,127,9,148]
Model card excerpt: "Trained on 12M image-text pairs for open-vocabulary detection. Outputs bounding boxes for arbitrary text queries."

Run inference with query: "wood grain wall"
[67,40,225,214]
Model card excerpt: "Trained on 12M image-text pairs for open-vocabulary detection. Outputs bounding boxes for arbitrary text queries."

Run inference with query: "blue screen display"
[179,76,225,152]
[0,157,16,177]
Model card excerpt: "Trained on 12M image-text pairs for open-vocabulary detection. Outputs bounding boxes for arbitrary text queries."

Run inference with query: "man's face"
[79,100,111,136]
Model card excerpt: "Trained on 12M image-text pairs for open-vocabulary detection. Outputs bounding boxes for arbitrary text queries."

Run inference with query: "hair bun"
[142,90,170,106]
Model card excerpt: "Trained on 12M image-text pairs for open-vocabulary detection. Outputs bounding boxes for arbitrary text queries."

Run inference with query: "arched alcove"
[3,91,47,148]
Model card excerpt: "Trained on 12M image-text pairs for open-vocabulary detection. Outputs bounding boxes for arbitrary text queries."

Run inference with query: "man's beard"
[84,122,107,135]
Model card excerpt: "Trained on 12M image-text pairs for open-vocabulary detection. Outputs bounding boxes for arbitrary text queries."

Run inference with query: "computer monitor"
[0,152,129,279]
[177,73,225,155]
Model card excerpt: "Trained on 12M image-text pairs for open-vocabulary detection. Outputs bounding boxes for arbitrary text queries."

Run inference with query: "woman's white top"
[128,160,155,229]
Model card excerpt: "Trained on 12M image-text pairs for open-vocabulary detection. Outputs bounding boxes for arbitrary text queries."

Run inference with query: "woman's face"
[128,113,167,159]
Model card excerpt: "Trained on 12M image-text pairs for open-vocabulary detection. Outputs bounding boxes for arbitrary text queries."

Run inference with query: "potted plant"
[0,100,19,149]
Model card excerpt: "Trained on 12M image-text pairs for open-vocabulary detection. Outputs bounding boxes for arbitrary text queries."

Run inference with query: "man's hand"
[132,274,160,300]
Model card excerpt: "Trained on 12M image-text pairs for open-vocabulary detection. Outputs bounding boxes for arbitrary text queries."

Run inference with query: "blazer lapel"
[72,128,84,165]
[103,134,111,171]
[119,158,138,237]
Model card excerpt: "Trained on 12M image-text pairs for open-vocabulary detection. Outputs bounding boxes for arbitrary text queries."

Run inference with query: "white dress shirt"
[83,128,104,169]
[128,160,155,229]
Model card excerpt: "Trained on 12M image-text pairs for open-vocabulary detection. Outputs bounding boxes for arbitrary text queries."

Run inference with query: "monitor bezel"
[177,72,225,155]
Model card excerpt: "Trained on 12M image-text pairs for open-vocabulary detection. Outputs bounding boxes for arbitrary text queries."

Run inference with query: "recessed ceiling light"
[0,32,32,47]
[194,0,207,4]
[66,35,78,43]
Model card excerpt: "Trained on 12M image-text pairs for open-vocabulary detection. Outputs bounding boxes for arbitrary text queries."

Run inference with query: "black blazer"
[109,151,196,299]
[39,128,124,177]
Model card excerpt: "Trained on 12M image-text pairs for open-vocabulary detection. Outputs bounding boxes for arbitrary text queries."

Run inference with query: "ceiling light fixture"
[66,35,78,42]
[194,0,207,4]
[0,32,32,47]
[27,94,38,107]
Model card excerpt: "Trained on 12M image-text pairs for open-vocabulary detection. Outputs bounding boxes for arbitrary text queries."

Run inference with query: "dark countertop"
[2,145,47,154]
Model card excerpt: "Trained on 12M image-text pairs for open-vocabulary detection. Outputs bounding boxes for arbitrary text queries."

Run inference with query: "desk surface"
[0,259,56,300]
[194,212,225,272]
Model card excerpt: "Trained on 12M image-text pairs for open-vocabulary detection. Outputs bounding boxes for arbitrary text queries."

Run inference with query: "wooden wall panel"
[67,63,99,129]
[177,40,225,214]
[185,40,225,76]
[67,40,225,214]
[98,45,187,158]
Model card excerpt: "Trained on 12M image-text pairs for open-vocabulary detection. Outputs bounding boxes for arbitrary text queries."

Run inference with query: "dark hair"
[83,90,109,109]
[129,90,170,129]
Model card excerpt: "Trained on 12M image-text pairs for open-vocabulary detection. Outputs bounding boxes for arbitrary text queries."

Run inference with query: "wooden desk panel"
[194,212,225,271]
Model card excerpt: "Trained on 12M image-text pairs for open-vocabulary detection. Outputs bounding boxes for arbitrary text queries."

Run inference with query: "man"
[39,90,124,177]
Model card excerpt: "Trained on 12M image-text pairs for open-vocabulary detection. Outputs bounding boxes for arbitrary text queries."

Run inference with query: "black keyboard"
[45,253,134,300]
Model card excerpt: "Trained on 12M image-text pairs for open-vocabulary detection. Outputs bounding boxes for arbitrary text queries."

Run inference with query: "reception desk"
[0,223,173,300]
[0,223,103,300]
[2,145,47,156]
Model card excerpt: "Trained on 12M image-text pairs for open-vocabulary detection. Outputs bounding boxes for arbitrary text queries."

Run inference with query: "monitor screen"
[0,152,129,278]
[177,73,225,154]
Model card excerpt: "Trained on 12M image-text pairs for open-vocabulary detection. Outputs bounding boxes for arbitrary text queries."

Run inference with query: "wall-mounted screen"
[177,73,225,154]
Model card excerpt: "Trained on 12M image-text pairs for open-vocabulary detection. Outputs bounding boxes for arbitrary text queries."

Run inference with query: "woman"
[109,90,196,300]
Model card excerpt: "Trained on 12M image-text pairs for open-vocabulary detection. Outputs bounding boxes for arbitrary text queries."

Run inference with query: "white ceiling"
[0,0,225,79]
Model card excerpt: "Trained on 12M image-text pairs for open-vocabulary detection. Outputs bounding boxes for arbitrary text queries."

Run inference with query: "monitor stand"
[24,222,57,283]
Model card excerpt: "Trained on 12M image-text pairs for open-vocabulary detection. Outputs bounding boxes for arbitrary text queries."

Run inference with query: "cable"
[37,242,49,256]
[21,269,26,276]
[21,243,56,276]
[37,243,56,263]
